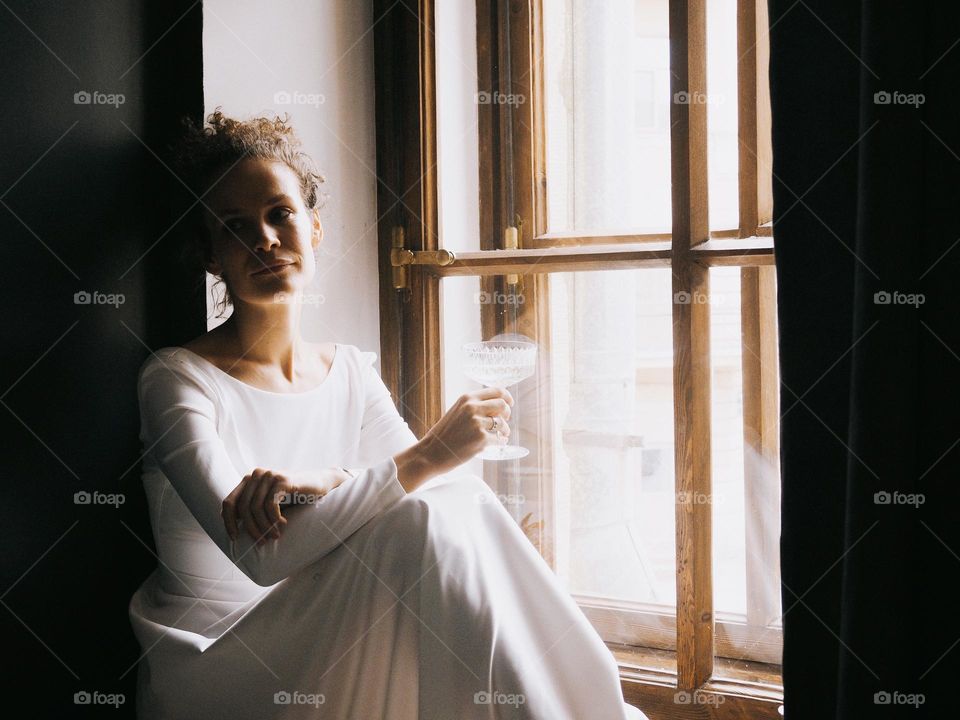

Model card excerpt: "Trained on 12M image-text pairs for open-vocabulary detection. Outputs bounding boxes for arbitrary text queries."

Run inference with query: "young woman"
[128,110,648,719]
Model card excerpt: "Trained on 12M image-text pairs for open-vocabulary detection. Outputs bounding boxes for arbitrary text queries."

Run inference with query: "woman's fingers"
[238,469,267,542]
[477,397,511,420]
[266,477,288,532]
[473,386,514,406]
[222,469,291,545]
[250,472,277,540]
[473,398,511,442]
[221,477,247,541]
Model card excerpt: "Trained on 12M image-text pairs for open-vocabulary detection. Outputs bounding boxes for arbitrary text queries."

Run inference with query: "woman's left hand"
[221,468,349,545]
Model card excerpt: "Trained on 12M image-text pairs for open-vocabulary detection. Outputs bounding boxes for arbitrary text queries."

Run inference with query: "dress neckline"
[170,343,342,397]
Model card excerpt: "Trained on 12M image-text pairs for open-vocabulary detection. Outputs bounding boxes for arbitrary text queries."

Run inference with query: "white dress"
[128,343,648,720]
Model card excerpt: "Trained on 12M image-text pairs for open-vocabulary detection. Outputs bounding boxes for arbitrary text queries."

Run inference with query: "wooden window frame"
[372,0,783,715]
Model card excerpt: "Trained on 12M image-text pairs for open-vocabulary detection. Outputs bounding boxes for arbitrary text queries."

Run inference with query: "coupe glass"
[461,340,538,460]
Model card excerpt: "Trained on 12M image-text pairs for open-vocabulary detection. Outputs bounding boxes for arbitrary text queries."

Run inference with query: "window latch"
[390,226,457,290]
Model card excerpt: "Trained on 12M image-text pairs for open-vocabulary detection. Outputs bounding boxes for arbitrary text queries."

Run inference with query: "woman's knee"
[376,491,433,541]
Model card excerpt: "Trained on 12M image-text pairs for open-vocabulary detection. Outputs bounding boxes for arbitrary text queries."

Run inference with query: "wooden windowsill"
[608,642,784,719]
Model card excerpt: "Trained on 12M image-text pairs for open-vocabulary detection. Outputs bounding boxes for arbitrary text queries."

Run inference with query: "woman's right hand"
[414,387,514,477]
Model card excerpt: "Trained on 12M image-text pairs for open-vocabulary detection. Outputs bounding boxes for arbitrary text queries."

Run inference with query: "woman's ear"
[311,209,323,249]
[201,242,223,277]
[198,221,223,275]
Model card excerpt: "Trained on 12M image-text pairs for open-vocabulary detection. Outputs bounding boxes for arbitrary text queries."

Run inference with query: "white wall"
[202,0,383,357]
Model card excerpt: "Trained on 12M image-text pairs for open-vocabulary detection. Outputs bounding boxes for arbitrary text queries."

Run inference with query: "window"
[373,0,781,712]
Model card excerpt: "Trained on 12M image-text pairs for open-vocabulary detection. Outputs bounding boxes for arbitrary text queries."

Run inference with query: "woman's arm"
[137,351,409,587]
[352,350,512,491]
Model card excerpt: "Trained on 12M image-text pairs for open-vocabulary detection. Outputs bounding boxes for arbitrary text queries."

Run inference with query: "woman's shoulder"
[137,345,194,375]
[337,345,384,381]
[136,345,220,399]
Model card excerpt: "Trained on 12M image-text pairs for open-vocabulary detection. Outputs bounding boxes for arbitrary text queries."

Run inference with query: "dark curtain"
[769,1,960,718]
[0,1,203,716]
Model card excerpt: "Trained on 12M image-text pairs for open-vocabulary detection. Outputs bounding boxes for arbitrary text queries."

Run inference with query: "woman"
[128,110,648,719]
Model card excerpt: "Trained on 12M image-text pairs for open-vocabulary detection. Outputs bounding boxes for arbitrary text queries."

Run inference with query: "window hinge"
[390,226,457,290]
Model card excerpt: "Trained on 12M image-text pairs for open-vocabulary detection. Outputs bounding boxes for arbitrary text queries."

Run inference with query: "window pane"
[440,269,677,617]
[709,266,783,664]
[709,266,747,615]
[436,1,481,252]
[706,0,740,230]
[550,268,676,606]
[544,0,672,235]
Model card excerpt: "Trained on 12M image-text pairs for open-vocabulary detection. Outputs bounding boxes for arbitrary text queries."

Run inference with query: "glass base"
[479,444,530,461]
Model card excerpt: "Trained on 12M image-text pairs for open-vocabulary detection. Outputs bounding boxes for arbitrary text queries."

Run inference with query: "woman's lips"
[251,262,294,276]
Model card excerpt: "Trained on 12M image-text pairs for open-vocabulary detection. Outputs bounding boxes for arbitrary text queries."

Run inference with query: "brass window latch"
[505,215,521,285]
[390,226,457,290]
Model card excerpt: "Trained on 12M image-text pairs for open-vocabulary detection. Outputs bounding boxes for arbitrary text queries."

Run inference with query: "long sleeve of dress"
[137,350,414,588]
[353,350,419,467]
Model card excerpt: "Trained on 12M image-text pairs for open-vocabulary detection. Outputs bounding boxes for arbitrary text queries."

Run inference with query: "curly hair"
[169,108,328,319]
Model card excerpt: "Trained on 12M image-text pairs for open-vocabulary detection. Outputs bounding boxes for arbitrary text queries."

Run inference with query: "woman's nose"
[253,225,281,252]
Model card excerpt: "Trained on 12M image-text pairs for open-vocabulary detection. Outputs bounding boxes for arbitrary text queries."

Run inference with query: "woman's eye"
[223,219,243,233]
[271,208,293,222]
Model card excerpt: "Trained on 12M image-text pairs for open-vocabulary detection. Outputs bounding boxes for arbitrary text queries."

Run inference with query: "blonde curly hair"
[170,108,327,318]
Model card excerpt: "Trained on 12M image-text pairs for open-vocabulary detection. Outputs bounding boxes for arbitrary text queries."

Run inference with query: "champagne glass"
[461,340,537,460]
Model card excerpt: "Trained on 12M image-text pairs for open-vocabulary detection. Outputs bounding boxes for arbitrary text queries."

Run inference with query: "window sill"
[608,643,784,719]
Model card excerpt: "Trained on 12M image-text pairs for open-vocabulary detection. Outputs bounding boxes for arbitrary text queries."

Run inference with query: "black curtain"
[769,2,960,718]
[0,1,203,716]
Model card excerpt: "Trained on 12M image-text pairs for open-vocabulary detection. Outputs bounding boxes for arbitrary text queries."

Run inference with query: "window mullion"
[669,0,714,692]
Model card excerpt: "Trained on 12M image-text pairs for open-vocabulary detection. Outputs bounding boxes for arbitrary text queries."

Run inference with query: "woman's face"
[202,158,322,305]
